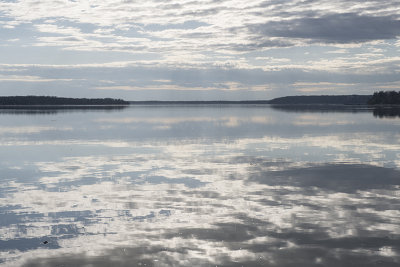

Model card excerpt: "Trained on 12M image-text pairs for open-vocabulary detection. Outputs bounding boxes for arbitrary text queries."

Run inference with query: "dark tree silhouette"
[368,91,400,105]
[0,96,129,105]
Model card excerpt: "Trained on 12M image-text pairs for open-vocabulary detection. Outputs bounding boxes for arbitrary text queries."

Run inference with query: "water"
[0,105,399,266]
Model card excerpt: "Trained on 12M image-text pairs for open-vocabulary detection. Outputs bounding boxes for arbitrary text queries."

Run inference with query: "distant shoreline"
[1,93,400,106]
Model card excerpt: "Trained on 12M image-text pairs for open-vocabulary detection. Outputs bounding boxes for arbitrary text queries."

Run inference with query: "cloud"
[2,1,400,56]
[0,62,399,100]
[1,1,400,99]
[0,74,77,82]
[250,13,400,44]
[95,81,268,92]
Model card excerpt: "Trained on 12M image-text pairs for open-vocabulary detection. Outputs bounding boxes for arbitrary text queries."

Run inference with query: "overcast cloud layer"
[1,0,400,100]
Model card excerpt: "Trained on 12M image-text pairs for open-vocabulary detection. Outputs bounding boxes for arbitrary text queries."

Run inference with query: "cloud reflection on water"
[0,106,399,266]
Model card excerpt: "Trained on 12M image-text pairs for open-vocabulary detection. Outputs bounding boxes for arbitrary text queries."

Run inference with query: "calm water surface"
[0,105,399,266]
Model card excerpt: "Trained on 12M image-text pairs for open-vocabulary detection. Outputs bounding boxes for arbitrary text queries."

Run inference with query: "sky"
[0,0,400,100]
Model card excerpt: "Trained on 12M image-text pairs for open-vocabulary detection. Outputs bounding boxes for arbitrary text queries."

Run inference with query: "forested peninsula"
[0,96,129,105]
[269,91,400,105]
[268,95,371,105]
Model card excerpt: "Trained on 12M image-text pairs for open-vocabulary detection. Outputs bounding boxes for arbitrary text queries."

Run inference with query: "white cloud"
[0,75,77,82]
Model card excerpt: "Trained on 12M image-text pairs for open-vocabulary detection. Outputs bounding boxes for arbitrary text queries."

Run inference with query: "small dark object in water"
[43,241,48,244]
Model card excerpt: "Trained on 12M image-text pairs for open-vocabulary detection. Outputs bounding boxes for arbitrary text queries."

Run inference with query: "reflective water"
[0,105,399,266]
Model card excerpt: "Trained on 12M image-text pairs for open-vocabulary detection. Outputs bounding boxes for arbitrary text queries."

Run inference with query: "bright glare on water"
[0,105,399,266]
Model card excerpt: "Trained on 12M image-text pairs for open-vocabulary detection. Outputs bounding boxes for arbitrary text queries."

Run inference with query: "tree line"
[368,91,400,105]
[0,96,129,105]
